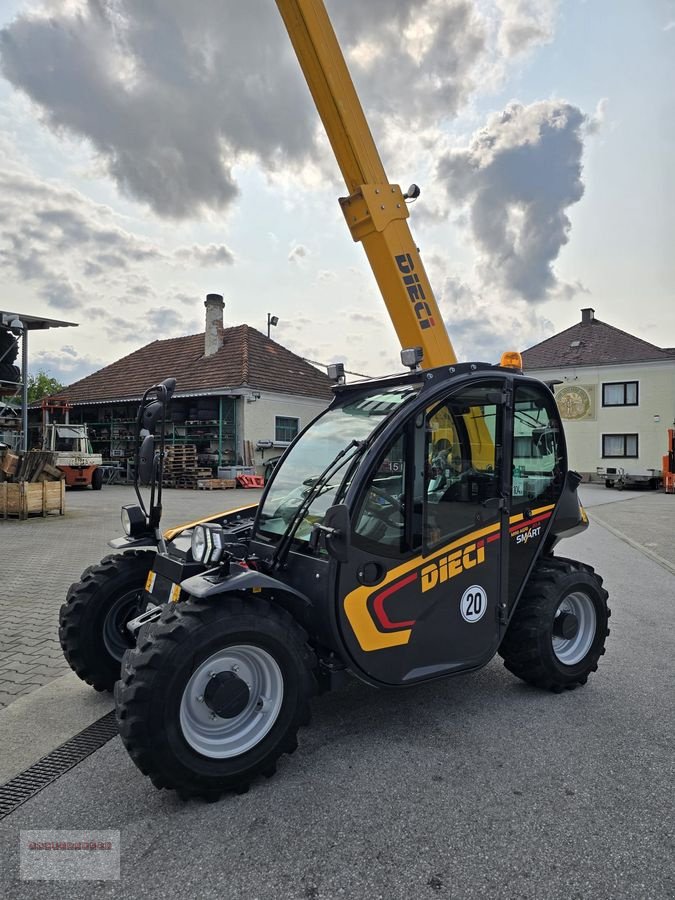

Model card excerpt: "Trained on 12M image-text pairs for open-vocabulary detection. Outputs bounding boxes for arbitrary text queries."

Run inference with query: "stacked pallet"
[196,478,237,491]
[162,445,213,489]
[0,448,65,519]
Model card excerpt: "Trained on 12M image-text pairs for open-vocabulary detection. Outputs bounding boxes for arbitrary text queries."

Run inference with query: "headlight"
[191,525,207,561]
[121,504,147,537]
[191,524,225,564]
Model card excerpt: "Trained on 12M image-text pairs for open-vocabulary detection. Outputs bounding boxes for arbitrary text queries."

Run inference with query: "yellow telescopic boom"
[275,0,458,368]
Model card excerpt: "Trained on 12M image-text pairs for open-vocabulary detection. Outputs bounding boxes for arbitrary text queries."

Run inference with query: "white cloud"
[437,100,590,303]
[288,244,308,264]
[0,0,560,219]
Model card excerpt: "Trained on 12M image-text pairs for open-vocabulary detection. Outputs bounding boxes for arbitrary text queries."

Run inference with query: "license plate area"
[145,572,181,603]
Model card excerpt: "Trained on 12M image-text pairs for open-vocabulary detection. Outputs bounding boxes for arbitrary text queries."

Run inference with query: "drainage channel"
[0,711,119,821]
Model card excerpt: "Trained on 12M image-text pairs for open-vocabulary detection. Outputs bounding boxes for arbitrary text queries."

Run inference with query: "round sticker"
[460,585,487,623]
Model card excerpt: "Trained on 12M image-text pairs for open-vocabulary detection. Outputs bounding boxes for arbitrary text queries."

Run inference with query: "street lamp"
[267,313,279,338]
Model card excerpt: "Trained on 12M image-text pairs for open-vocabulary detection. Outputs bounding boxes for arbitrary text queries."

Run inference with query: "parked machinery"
[60,0,610,800]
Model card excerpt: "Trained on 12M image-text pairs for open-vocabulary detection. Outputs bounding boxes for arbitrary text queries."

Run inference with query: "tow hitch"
[126,604,162,638]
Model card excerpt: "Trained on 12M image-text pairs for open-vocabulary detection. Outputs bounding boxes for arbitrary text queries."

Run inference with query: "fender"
[180,562,311,606]
[108,535,157,550]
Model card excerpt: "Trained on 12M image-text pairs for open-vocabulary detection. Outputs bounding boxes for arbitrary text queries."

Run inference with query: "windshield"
[54,426,88,453]
[257,384,420,543]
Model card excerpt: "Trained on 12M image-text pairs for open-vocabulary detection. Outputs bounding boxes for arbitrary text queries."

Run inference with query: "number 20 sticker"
[460,585,487,623]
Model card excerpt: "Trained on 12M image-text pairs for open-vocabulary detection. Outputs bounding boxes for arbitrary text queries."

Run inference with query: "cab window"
[424,383,503,547]
[352,431,407,557]
[511,383,565,509]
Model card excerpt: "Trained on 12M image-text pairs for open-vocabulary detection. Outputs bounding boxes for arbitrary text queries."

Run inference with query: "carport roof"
[48,324,334,405]
[0,311,77,331]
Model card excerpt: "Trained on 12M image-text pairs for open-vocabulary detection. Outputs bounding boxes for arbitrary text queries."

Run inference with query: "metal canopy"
[0,310,78,451]
[0,311,78,332]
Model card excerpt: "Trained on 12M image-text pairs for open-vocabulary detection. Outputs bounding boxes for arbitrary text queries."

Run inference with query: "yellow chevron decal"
[344,521,500,652]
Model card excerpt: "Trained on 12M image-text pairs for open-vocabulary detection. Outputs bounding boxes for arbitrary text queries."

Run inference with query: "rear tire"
[91,467,104,490]
[499,557,610,692]
[0,331,18,365]
[0,363,21,384]
[59,550,156,691]
[115,596,316,800]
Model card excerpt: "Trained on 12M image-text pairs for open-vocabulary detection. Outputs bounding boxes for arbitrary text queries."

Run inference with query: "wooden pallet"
[196,478,237,490]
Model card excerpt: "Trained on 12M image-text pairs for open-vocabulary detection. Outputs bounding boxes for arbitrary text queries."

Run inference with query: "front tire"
[91,468,104,490]
[499,557,610,692]
[59,550,155,691]
[115,596,316,800]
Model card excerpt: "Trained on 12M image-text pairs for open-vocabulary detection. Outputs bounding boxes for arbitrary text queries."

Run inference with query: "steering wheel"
[367,484,404,522]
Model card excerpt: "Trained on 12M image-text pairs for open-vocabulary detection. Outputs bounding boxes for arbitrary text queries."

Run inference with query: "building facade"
[522,309,675,482]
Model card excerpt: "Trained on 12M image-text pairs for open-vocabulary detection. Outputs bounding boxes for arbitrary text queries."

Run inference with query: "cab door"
[336,379,509,686]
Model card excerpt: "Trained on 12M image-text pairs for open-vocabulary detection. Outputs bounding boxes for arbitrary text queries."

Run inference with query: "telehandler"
[59,0,609,799]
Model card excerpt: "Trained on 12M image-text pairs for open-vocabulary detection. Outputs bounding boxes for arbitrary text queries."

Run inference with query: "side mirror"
[156,378,176,403]
[138,434,156,484]
[310,504,351,563]
[140,400,164,433]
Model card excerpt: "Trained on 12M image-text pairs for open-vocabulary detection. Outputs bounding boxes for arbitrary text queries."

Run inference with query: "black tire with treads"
[115,595,317,800]
[499,556,610,692]
[59,550,156,691]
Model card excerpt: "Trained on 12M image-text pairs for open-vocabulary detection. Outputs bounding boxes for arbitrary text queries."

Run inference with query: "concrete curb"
[0,672,113,784]
[589,510,675,577]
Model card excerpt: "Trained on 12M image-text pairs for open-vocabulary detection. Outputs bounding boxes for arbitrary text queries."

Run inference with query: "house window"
[602,382,638,406]
[602,434,638,458]
[275,416,299,443]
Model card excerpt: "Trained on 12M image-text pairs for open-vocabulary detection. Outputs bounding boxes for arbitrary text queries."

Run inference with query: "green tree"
[27,371,65,404]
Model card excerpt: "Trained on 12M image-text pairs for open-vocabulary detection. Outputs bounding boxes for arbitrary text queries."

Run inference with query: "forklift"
[59,0,609,799]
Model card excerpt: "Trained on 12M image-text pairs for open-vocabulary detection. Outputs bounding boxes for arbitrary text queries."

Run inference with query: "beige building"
[521,308,675,484]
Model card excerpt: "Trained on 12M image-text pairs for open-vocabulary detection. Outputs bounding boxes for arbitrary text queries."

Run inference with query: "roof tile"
[521,317,672,369]
[51,325,334,404]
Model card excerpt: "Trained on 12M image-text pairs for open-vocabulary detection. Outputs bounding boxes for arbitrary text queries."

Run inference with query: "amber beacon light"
[500,351,523,370]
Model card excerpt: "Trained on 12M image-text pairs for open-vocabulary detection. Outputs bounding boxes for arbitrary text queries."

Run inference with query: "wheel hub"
[180,645,285,759]
[203,671,250,719]
[552,591,597,666]
[553,611,579,640]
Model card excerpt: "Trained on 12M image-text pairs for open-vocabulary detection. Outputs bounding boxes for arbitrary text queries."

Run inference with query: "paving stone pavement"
[1,483,669,709]
[0,485,261,708]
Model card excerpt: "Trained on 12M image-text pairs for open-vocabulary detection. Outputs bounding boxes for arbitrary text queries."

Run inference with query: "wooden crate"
[0,481,66,520]
[196,478,237,490]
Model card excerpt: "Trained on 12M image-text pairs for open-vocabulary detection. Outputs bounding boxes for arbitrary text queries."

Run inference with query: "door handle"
[357,562,386,586]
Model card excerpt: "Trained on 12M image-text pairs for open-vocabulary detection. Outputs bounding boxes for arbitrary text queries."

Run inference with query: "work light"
[191,524,226,564]
[400,346,424,370]
[121,504,147,537]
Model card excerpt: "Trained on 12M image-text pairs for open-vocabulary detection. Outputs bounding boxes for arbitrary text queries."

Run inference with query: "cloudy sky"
[0,0,673,384]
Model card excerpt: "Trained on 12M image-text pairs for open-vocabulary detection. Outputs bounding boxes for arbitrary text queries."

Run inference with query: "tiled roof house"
[521,308,675,481]
[44,295,334,472]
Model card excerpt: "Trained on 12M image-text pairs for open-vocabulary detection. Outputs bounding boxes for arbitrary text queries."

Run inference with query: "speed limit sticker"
[460,585,487,623]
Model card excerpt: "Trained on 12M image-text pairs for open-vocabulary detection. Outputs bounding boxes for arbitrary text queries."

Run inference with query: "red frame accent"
[372,572,418,630]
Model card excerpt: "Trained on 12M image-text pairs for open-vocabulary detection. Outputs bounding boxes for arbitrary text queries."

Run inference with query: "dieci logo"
[396,253,435,330]
[421,540,486,593]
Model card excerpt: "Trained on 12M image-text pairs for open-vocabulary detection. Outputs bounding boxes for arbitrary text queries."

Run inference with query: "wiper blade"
[270,439,365,571]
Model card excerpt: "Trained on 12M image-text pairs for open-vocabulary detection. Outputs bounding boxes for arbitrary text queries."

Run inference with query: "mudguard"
[180,562,311,606]
[109,535,157,550]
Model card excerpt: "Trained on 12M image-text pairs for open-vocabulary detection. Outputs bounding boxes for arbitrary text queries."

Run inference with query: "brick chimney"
[581,307,595,325]
[204,293,224,356]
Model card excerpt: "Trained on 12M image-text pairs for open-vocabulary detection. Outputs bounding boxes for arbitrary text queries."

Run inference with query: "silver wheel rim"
[180,645,284,759]
[552,591,597,665]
